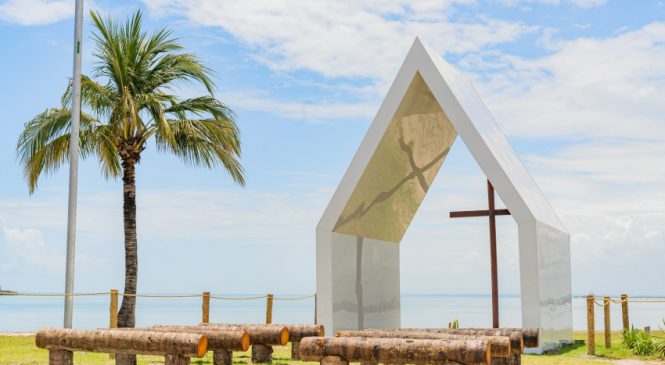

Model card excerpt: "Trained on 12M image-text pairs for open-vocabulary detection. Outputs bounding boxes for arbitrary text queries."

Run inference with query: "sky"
[0,0,664,298]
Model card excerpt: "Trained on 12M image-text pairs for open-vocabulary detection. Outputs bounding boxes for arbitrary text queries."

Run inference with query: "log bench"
[397,328,539,365]
[337,330,512,358]
[261,324,324,360]
[464,328,538,348]
[149,325,250,365]
[300,336,493,365]
[35,328,207,365]
[199,323,289,363]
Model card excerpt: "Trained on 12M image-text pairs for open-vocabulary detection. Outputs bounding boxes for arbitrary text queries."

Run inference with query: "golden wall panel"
[333,72,457,242]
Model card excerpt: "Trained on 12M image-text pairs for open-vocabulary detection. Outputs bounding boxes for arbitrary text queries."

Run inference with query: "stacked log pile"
[300,336,493,365]
[337,330,511,358]
[148,326,249,365]
[325,328,538,365]
[199,323,289,363]
[35,328,207,365]
[398,328,538,365]
[271,324,324,359]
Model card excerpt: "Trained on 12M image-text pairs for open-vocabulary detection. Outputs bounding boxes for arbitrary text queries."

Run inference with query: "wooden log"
[336,330,510,358]
[150,326,249,351]
[621,294,629,331]
[48,350,73,365]
[109,289,119,360]
[213,349,232,365]
[397,328,524,354]
[166,354,190,365]
[109,290,119,328]
[450,328,538,349]
[587,295,595,355]
[266,294,274,324]
[604,297,611,348]
[200,323,288,345]
[299,336,491,365]
[35,328,207,357]
[252,343,273,363]
[292,341,302,360]
[496,328,538,348]
[271,324,323,360]
[279,324,324,341]
[202,292,211,324]
[322,355,349,365]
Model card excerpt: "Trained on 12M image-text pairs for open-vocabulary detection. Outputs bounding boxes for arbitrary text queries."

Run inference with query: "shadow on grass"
[555,343,586,355]
[528,343,585,357]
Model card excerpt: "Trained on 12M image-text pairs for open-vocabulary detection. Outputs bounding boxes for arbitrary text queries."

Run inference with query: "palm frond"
[157,117,244,185]
[62,75,116,116]
[16,108,102,193]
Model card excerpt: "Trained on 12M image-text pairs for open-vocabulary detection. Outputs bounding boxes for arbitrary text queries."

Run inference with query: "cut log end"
[280,327,289,346]
[198,336,208,357]
[241,331,250,351]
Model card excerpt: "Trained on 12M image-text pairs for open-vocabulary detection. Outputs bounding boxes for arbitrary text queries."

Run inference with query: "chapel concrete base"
[316,221,573,353]
[316,229,400,333]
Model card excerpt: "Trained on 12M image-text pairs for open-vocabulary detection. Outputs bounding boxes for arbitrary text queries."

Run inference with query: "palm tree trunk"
[117,158,138,365]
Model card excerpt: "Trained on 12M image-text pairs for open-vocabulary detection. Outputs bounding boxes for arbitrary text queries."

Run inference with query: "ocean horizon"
[1,293,664,332]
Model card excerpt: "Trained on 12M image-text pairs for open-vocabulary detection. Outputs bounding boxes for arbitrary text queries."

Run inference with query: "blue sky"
[0,0,664,299]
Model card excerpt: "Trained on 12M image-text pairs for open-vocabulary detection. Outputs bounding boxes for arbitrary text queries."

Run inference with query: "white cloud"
[143,1,665,144]
[220,90,376,122]
[142,0,534,87]
[2,226,64,271]
[142,0,538,124]
[0,0,72,25]
[472,23,665,141]
[498,0,606,8]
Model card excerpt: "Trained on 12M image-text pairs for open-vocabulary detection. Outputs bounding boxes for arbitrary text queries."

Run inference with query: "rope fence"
[585,294,665,356]
[0,290,318,328]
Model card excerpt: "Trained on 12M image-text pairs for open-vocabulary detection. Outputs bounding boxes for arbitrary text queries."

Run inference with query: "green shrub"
[633,332,655,356]
[656,339,665,358]
[622,326,655,356]
[656,319,665,357]
[622,327,640,349]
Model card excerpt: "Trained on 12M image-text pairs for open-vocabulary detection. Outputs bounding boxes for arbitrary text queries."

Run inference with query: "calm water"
[1,294,664,332]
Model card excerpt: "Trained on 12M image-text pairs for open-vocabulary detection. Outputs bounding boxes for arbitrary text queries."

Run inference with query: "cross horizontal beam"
[449,209,510,218]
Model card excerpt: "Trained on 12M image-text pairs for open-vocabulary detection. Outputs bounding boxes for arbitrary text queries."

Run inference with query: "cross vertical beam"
[449,180,510,329]
[487,180,499,329]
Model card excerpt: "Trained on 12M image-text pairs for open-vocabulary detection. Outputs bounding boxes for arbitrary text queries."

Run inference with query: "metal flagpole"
[64,0,84,328]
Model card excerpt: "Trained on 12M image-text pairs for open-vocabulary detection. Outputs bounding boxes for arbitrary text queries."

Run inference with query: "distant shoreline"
[0,332,34,336]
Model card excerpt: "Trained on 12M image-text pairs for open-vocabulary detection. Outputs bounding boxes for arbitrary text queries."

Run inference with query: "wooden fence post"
[266,294,274,324]
[621,294,629,331]
[109,289,118,360]
[587,295,595,355]
[202,292,211,324]
[109,289,118,328]
[604,296,611,348]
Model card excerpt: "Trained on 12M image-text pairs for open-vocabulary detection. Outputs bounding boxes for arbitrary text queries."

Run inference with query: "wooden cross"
[449,180,510,328]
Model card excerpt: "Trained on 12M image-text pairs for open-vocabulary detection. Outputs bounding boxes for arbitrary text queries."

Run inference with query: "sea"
[1,294,664,332]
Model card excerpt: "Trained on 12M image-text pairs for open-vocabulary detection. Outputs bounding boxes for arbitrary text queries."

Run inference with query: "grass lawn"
[1,332,663,365]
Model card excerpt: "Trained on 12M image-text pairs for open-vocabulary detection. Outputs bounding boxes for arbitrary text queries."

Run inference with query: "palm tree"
[17,9,244,339]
